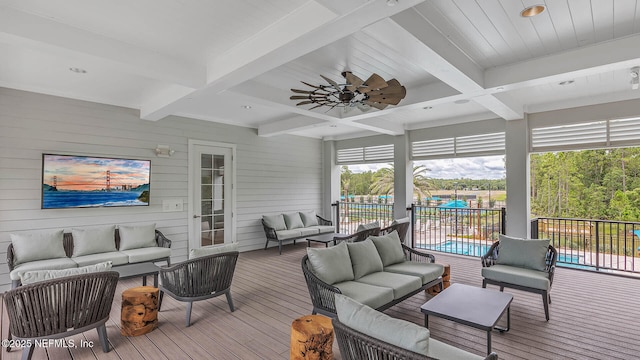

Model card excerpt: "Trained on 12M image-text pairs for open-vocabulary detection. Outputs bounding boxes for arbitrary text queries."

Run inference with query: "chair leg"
[499,286,504,292]
[21,344,35,360]
[542,291,550,321]
[226,291,235,312]
[279,241,282,255]
[158,291,164,311]
[264,238,270,250]
[186,301,193,327]
[97,324,110,353]
[482,279,487,288]
[5,333,11,352]
[548,293,552,304]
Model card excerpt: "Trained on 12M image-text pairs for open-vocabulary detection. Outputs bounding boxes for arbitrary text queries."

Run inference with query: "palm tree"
[340,166,352,202]
[370,164,432,201]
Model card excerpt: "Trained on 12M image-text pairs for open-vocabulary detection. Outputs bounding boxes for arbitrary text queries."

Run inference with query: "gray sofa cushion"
[189,242,238,259]
[119,224,157,250]
[428,338,484,360]
[263,214,287,230]
[307,242,354,285]
[298,227,320,237]
[306,225,335,234]
[481,264,550,290]
[10,257,78,281]
[356,271,422,299]
[370,230,405,266]
[275,229,302,240]
[334,281,394,310]
[20,261,113,285]
[71,225,117,257]
[10,229,67,266]
[300,211,319,227]
[347,239,384,279]
[284,212,304,230]
[72,251,129,267]
[384,262,444,285]
[357,221,380,232]
[496,235,549,271]
[122,247,172,263]
[335,293,429,355]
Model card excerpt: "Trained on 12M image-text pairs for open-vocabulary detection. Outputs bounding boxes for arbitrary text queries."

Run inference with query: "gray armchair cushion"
[262,214,287,231]
[370,231,406,266]
[482,264,550,290]
[10,229,67,266]
[346,239,384,279]
[9,258,78,281]
[355,271,422,299]
[384,262,444,285]
[20,261,112,285]
[71,225,117,257]
[299,211,319,227]
[335,293,429,355]
[496,235,549,271]
[428,338,485,360]
[357,221,380,232]
[189,242,238,259]
[307,242,354,285]
[118,223,157,250]
[284,212,304,230]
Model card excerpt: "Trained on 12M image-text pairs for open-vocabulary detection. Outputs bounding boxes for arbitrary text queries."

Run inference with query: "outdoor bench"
[262,211,334,254]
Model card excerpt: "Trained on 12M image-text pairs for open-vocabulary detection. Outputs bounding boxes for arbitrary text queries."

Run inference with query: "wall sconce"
[154,145,175,157]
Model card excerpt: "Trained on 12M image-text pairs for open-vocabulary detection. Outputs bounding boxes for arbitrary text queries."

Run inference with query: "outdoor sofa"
[7,224,172,288]
[302,230,443,316]
[262,211,334,254]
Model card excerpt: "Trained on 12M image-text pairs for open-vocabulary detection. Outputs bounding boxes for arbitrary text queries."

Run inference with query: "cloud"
[345,156,505,179]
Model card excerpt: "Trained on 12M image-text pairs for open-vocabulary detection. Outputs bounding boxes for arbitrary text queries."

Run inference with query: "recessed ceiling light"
[386,0,398,6]
[242,105,252,109]
[423,106,433,110]
[559,80,574,86]
[521,5,545,17]
[454,99,470,104]
[329,124,338,128]
[496,87,504,91]
[69,67,87,74]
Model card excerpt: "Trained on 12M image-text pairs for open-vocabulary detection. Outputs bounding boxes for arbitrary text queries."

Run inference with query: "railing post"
[531,218,539,238]
[595,221,600,271]
[408,204,415,248]
[333,201,340,233]
[500,207,506,234]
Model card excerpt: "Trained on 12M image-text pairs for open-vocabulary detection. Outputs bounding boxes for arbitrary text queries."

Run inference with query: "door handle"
[193,215,201,218]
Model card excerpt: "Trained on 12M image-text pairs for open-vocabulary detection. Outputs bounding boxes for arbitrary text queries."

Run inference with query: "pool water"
[423,241,591,269]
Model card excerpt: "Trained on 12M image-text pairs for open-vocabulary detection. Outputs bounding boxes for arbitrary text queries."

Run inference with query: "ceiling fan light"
[521,5,545,17]
[386,0,398,7]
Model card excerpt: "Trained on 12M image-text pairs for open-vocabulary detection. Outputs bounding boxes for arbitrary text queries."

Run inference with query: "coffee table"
[114,262,160,287]
[420,283,512,355]
[306,233,348,247]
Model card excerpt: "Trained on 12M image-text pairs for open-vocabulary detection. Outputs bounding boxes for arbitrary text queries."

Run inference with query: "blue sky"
[348,155,505,180]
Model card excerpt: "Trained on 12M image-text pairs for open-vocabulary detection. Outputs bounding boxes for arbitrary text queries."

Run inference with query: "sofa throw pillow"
[20,261,113,285]
[189,242,238,259]
[356,221,380,232]
[262,214,287,231]
[71,225,117,257]
[391,217,410,226]
[335,293,430,355]
[370,231,406,267]
[307,242,354,285]
[299,211,319,227]
[496,235,550,271]
[118,224,157,251]
[283,212,304,230]
[10,229,67,266]
[346,239,384,279]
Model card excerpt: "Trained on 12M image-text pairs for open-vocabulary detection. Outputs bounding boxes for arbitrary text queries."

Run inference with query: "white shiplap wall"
[0,88,324,291]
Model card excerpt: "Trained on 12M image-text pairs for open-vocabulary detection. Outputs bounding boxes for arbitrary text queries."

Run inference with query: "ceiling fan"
[290,71,407,111]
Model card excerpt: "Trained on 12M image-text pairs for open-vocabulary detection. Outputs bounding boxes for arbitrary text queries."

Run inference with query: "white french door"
[189,141,235,249]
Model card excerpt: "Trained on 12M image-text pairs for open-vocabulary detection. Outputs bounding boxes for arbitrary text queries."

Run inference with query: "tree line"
[531,148,640,221]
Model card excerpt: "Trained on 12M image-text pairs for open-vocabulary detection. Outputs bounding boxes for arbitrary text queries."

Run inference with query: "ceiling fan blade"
[367,86,407,97]
[343,71,365,92]
[308,103,326,110]
[360,73,388,92]
[365,100,388,110]
[289,95,325,100]
[386,78,402,88]
[291,88,316,94]
[300,81,325,89]
[367,94,404,105]
[320,75,343,93]
[296,100,315,106]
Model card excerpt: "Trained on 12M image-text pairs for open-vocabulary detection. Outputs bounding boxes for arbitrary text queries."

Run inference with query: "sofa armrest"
[261,219,279,240]
[155,230,172,248]
[402,244,435,263]
[6,243,16,272]
[316,215,332,226]
[481,241,500,267]
[301,255,342,316]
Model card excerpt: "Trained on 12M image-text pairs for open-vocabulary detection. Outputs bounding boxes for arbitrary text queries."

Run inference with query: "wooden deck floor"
[2,242,640,360]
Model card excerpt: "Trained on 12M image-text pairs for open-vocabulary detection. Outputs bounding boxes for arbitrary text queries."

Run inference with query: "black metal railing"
[411,204,505,255]
[532,217,640,274]
[333,201,396,234]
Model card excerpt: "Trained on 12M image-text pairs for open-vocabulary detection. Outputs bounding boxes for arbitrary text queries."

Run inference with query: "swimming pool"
[422,241,591,269]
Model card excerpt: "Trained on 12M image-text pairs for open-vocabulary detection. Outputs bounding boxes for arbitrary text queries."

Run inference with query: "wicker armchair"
[333,318,498,360]
[159,251,239,327]
[3,271,119,359]
[336,226,381,243]
[380,221,410,244]
[481,240,557,320]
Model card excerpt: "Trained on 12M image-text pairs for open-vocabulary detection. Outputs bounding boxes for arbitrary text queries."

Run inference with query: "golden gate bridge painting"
[42,154,150,209]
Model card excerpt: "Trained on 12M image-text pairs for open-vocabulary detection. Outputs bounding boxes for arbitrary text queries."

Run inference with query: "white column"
[393,132,412,220]
[504,116,530,237]
[322,140,340,222]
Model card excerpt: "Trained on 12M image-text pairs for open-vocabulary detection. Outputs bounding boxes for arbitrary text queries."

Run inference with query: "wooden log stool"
[290,314,334,360]
[427,263,451,296]
[121,286,159,336]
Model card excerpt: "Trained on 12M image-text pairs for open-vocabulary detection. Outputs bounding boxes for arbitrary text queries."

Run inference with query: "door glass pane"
[200,152,226,247]
[201,200,212,216]
[213,230,224,245]
[201,216,213,246]
[201,154,212,169]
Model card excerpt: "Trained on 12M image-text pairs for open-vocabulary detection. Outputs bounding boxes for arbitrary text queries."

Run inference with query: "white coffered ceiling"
[2,0,640,140]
